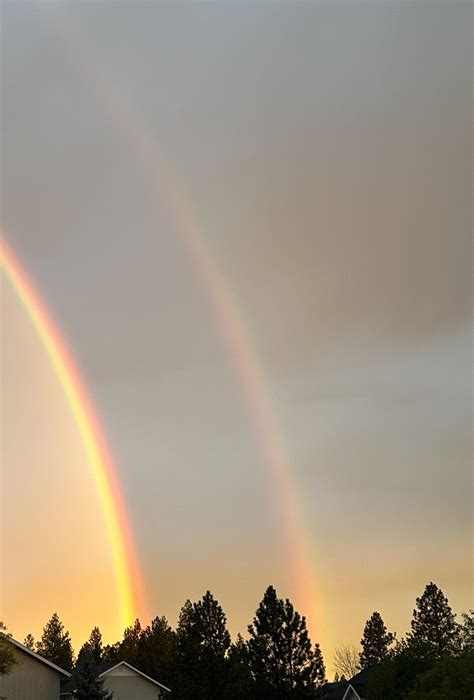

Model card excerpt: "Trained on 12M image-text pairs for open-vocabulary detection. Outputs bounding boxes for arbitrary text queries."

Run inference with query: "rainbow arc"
[0,234,147,631]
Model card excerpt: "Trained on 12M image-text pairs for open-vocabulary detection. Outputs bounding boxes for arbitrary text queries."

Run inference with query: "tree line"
[4,581,474,699]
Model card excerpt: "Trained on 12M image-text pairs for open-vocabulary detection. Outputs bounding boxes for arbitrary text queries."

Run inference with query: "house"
[60,660,171,700]
[341,667,373,700]
[0,636,71,700]
[315,668,373,700]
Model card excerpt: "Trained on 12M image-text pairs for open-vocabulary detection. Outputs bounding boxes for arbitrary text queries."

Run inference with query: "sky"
[1,0,472,671]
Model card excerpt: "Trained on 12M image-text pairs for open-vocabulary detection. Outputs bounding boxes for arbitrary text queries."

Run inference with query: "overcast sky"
[1,0,472,665]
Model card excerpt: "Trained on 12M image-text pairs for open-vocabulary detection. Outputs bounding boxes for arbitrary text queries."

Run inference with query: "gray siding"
[104,674,164,700]
[0,646,62,700]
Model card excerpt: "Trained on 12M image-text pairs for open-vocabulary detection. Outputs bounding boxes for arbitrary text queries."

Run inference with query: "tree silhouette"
[174,592,231,699]
[248,585,325,698]
[226,633,255,699]
[138,616,175,685]
[36,613,74,672]
[408,582,460,659]
[118,618,142,667]
[72,654,113,700]
[359,612,395,669]
[460,610,474,653]
[333,643,360,678]
[77,627,103,666]
[23,634,35,651]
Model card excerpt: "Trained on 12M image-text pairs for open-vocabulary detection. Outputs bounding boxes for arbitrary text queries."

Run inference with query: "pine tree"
[72,654,113,700]
[138,616,175,685]
[409,582,460,659]
[460,610,474,653]
[118,618,142,667]
[359,612,395,669]
[248,585,325,698]
[174,599,203,699]
[23,634,35,651]
[226,634,255,699]
[77,627,103,666]
[36,613,74,671]
[102,642,120,663]
[174,592,231,699]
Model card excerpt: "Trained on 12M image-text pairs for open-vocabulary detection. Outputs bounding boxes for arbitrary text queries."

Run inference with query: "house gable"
[342,684,363,700]
[0,640,70,700]
[99,661,171,699]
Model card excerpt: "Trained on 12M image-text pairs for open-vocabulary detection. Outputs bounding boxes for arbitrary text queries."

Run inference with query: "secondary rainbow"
[0,234,147,632]
[44,5,330,653]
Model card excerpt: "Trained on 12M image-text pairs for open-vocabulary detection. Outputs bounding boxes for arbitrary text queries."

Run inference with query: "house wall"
[0,646,62,700]
[102,665,166,700]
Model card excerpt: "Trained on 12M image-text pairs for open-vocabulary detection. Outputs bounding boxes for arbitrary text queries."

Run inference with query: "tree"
[36,613,74,671]
[23,634,36,651]
[366,640,434,700]
[102,642,120,663]
[248,585,326,698]
[226,634,255,699]
[333,643,360,679]
[460,610,474,653]
[138,616,175,685]
[405,652,474,700]
[174,599,203,699]
[408,582,460,659]
[174,592,231,699]
[72,653,113,700]
[359,612,395,669]
[118,618,142,667]
[0,623,16,677]
[77,627,103,666]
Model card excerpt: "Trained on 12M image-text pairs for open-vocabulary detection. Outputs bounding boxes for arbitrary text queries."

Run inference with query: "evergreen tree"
[118,618,142,667]
[366,640,434,700]
[36,613,74,671]
[102,642,120,663]
[174,599,203,699]
[77,627,103,666]
[174,592,231,699]
[404,651,474,700]
[460,610,474,653]
[408,582,460,659]
[138,616,175,685]
[248,585,325,698]
[72,653,113,700]
[359,612,395,669]
[226,634,255,699]
[23,634,35,651]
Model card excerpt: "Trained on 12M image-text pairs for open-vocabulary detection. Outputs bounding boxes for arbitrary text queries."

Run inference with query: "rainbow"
[0,234,147,632]
[28,5,330,655]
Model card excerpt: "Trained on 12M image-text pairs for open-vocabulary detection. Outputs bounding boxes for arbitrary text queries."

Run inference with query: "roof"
[342,667,374,700]
[3,635,71,678]
[99,660,171,693]
[342,684,362,700]
[317,680,347,699]
[60,659,171,695]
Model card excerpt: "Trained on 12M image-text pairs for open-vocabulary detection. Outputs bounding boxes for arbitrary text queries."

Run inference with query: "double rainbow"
[4,3,329,654]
